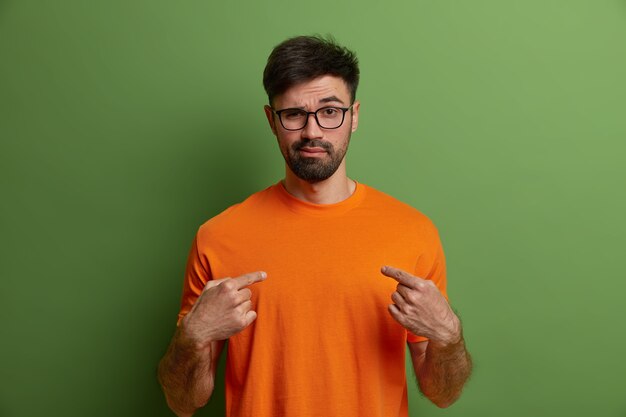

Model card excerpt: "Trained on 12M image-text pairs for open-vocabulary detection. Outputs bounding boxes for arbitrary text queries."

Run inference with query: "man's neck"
[282,166,356,205]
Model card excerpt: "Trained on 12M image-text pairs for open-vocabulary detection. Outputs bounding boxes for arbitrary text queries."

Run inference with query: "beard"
[281,133,351,183]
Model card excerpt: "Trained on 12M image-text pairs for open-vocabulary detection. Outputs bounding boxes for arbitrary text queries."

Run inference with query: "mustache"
[292,139,333,152]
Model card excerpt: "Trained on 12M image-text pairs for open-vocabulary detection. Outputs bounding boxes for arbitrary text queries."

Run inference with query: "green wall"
[1,1,625,416]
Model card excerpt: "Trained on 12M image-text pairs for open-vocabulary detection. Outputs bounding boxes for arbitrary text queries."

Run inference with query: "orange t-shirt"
[178,181,447,417]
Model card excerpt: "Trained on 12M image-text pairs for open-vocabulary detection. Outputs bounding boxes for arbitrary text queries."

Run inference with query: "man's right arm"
[157,271,267,417]
[157,325,225,417]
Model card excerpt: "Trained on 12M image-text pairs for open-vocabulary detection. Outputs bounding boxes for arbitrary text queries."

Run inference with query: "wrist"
[177,319,214,352]
[432,315,463,347]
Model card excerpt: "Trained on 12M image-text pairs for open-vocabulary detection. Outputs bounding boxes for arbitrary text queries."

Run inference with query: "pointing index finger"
[381,265,419,288]
[231,271,267,290]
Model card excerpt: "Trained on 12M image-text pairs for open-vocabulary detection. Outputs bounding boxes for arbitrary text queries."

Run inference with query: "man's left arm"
[381,266,473,408]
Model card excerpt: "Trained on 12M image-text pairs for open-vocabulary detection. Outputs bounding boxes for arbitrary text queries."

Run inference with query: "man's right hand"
[180,271,267,348]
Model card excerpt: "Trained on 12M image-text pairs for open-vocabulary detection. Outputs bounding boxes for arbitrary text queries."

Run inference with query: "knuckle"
[222,280,235,291]
[227,291,239,303]
[228,308,241,321]
[406,303,418,315]
[235,302,249,315]
[235,314,248,328]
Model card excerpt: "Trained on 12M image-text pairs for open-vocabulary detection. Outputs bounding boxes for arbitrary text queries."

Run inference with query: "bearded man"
[158,35,473,417]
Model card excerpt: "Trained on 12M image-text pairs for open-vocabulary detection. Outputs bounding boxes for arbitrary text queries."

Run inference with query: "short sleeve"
[176,232,213,326]
[406,226,448,343]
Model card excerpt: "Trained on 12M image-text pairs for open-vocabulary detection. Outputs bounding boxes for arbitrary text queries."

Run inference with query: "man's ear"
[350,100,360,133]
[264,105,277,136]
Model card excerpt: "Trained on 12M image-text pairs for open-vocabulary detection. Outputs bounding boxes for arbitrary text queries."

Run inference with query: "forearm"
[416,334,473,408]
[157,326,216,417]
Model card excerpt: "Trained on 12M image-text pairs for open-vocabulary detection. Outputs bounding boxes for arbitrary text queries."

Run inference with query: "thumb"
[244,310,258,327]
[204,277,230,291]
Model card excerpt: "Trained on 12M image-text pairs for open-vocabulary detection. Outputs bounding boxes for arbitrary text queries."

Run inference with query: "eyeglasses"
[272,105,353,131]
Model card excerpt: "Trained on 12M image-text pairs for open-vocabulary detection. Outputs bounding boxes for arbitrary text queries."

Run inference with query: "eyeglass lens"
[280,107,346,130]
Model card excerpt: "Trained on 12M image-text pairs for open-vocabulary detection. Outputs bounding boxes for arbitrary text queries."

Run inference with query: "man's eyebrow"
[319,96,345,105]
[285,96,346,109]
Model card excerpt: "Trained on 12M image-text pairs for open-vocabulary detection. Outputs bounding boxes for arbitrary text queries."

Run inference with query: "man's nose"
[301,113,323,139]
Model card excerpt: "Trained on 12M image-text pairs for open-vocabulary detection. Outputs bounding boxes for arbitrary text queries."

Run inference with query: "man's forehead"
[276,75,350,107]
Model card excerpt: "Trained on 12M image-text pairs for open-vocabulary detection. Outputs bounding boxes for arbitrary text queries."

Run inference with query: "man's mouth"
[299,147,326,154]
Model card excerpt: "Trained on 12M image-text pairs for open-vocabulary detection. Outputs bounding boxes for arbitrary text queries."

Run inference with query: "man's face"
[264,75,360,183]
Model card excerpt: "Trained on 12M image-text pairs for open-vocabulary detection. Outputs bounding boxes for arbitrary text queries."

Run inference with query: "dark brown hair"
[263,35,360,105]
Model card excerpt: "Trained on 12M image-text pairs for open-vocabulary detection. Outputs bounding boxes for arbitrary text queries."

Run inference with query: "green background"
[1,1,625,416]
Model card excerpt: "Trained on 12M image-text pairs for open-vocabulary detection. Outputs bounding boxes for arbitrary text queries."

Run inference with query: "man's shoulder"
[196,183,277,236]
[362,183,432,219]
[361,183,440,235]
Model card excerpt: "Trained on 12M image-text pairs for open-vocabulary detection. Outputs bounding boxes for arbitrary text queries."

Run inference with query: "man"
[158,35,472,417]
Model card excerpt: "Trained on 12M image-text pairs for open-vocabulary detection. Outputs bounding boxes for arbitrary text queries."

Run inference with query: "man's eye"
[322,108,339,116]
[283,110,305,119]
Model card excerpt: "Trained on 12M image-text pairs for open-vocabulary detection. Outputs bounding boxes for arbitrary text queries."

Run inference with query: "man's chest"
[207,214,428,315]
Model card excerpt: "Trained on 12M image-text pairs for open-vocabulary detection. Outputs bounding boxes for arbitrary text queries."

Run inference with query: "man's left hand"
[381,265,461,346]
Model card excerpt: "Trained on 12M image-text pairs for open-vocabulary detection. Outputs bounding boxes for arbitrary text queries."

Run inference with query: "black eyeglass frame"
[271,105,354,131]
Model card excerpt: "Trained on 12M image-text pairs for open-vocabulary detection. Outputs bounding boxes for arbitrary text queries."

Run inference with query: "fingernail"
[261,271,267,279]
